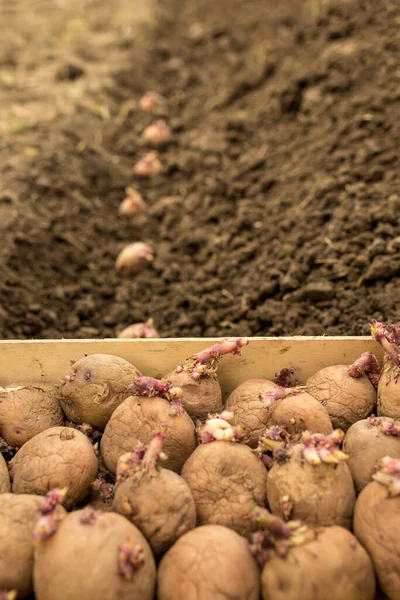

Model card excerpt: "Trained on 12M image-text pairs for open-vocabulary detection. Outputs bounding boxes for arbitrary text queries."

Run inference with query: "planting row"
[112,92,169,340]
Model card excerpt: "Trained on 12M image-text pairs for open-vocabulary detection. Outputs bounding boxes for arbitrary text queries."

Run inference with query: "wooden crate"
[0,337,382,394]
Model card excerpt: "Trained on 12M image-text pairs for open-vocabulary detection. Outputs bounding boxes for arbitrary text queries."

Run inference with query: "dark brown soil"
[1,0,400,340]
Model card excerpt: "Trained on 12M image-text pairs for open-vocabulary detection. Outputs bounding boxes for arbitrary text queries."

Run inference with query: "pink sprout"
[248,530,272,567]
[116,433,167,482]
[33,505,66,545]
[119,187,147,219]
[126,377,183,410]
[142,120,171,146]
[273,367,297,387]
[0,591,17,600]
[256,425,288,454]
[118,318,159,339]
[348,352,381,388]
[253,507,291,538]
[33,515,58,544]
[40,488,68,515]
[118,538,145,580]
[61,372,76,386]
[169,398,184,416]
[259,425,288,445]
[301,430,348,465]
[177,338,249,380]
[373,456,400,496]
[194,339,248,363]
[92,477,114,502]
[370,320,400,366]
[116,445,146,482]
[134,151,162,177]
[368,415,400,436]
[141,432,168,475]
[139,91,165,113]
[264,386,303,408]
[79,507,97,525]
[34,489,67,544]
[197,412,246,444]
[186,363,218,380]
[249,508,311,567]
[127,376,173,398]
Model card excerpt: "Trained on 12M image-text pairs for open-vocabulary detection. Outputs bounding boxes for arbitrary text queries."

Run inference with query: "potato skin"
[0,493,43,599]
[343,419,400,493]
[157,524,260,600]
[0,453,10,494]
[268,392,333,437]
[9,426,98,509]
[261,526,375,600]
[224,378,278,447]
[60,354,141,431]
[101,395,196,474]
[267,444,355,528]
[34,510,156,600]
[113,468,196,557]
[0,384,64,447]
[307,365,376,431]
[377,358,400,419]
[181,441,267,536]
[354,481,400,599]
[163,370,222,420]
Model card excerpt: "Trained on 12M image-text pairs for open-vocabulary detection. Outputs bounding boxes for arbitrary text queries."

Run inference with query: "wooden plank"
[0,337,383,394]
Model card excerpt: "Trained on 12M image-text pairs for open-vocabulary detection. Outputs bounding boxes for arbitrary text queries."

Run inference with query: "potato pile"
[1,321,400,600]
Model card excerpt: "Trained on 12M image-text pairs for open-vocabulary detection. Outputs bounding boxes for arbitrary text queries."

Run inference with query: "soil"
[1,0,400,340]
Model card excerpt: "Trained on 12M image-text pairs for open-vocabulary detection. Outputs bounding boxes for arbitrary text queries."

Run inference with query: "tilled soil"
[1,0,399,339]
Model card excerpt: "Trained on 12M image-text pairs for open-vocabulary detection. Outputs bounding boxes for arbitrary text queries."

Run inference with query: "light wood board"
[0,337,382,394]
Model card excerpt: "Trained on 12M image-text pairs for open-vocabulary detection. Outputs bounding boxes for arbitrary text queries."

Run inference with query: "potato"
[162,369,222,420]
[0,384,64,448]
[101,396,196,474]
[377,356,400,419]
[267,391,333,438]
[0,453,10,494]
[115,242,154,274]
[34,509,156,600]
[307,365,376,431]
[354,457,400,599]
[0,493,43,598]
[267,433,355,528]
[60,354,141,431]
[157,524,260,600]
[181,440,267,536]
[370,321,400,419]
[224,378,278,447]
[113,468,196,558]
[164,339,248,420]
[260,525,375,600]
[9,426,98,509]
[343,417,400,492]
